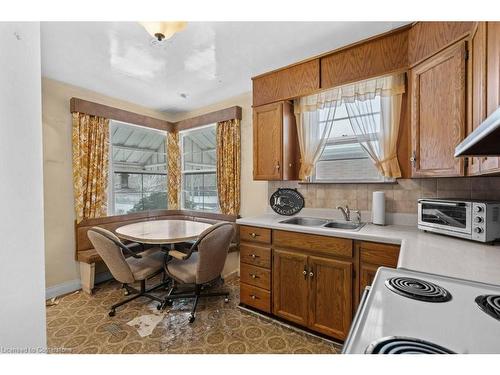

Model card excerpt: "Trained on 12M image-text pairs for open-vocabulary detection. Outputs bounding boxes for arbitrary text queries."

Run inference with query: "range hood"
[455,107,500,157]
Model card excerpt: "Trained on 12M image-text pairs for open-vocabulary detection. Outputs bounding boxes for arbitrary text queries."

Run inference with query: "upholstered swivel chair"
[87,227,167,316]
[159,222,235,323]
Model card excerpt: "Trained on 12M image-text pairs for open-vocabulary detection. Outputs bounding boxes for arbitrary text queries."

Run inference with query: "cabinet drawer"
[240,263,271,290]
[359,241,400,268]
[240,283,271,313]
[240,243,271,269]
[273,230,353,258]
[239,225,271,244]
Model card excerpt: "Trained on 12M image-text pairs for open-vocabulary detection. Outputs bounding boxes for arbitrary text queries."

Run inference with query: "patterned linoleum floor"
[46,277,342,354]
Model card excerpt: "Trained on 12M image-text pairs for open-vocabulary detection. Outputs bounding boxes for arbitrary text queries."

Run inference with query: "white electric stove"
[342,267,500,354]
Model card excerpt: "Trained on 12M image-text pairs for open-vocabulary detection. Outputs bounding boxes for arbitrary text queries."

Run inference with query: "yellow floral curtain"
[216,119,241,215]
[72,112,110,223]
[167,131,181,209]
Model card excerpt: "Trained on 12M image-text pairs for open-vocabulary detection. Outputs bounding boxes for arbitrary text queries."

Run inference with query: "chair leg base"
[108,279,168,317]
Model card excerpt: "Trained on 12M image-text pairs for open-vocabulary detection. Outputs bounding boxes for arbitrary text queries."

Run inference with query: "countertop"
[236,213,500,286]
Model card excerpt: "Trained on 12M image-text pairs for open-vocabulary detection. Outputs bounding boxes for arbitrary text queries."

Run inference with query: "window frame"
[309,101,393,184]
[108,120,168,216]
[179,123,219,212]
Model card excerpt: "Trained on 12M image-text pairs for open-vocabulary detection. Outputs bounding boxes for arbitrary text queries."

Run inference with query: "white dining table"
[115,219,212,245]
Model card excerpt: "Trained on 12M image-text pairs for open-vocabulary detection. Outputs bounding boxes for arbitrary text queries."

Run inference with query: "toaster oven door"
[418,200,471,235]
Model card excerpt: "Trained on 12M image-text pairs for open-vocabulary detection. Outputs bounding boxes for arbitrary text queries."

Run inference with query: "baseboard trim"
[45,272,113,300]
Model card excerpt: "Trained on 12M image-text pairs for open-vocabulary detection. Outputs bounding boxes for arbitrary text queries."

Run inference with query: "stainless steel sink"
[279,217,329,226]
[279,216,365,231]
[323,221,365,231]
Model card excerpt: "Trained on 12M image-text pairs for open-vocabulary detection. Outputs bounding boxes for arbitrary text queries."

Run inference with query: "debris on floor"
[127,314,165,337]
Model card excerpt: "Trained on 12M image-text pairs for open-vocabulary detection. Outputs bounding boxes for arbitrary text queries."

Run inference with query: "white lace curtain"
[294,73,406,180]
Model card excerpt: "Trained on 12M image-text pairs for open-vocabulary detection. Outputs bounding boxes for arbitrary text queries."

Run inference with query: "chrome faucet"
[336,205,351,221]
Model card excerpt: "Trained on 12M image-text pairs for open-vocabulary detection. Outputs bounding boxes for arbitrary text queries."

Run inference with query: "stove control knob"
[475,206,484,213]
[474,227,483,234]
[474,217,484,223]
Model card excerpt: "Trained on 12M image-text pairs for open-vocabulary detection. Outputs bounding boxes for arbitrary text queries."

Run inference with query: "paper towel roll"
[372,191,385,225]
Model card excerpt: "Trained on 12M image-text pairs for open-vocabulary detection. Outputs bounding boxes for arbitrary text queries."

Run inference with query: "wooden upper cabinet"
[320,28,408,89]
[253,101,299,181]
[272,249,309,326]
[410,40,467,177]
[308,256,352,340]
[252,60,319,107]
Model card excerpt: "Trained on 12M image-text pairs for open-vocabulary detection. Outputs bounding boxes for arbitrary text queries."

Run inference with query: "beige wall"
[42,78,174,288]
[171,92,268,218]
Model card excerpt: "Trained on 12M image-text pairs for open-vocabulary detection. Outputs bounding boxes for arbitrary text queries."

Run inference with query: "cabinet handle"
[249,232,260,238]
[250,273,258,279]
[275,161,280,170]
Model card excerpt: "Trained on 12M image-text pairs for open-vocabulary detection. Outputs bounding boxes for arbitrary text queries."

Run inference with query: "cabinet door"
[272,249,309,326]
[410,40,466,177]
[360,263,380,298]
[253,102,282,180]
[469,23,487,175]
[481,22,500,173]
[307,256,353,340]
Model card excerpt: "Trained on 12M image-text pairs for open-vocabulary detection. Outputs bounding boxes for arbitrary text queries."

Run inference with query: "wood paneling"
[469,23,487,175]
[358,241,400,268]
[239,225,271,244]
[175,106,242,131]
[240,263,271,290]
[70,98,174,132]
[408,22,473,65]
[410,40,466,177]
[308,256,352,340]
[240,243,272,269]
[252,59,319,107]
[272,249,309,325]
[253,102,283,180]
[240,283,271,313]
[321,28,409,89]
[487,22,500,116]
[273,230,352,258]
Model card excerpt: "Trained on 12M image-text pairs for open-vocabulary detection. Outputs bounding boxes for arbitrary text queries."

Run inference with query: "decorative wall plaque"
[269,188,305,216]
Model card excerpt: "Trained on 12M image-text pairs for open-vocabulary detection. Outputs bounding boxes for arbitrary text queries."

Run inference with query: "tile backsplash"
[268,177,500,215]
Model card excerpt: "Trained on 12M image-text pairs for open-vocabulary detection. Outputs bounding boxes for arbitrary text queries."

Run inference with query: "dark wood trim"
[175,106,242,131]
[70,97,175,132]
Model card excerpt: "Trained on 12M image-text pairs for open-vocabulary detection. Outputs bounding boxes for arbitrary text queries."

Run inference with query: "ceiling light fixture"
[139,21,187,42]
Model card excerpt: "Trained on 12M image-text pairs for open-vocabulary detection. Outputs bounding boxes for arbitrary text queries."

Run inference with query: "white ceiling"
[41,22,409,114]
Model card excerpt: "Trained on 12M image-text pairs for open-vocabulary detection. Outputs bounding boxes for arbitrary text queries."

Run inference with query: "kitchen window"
[180,124,218,212]
[311,97,393,183]
[108,120,168,215]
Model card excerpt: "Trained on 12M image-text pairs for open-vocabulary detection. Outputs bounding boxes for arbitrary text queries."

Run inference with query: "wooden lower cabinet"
[239,227,400,341]
[308,256,352,339]
[272,249,309,326]
[360,263,380,293]
[272,249,353,340]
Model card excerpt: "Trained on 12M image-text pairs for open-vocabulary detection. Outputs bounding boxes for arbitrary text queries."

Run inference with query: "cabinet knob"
[309,271,314,278]
[250,295,257,300]
[410,151,417,167]
[250,254,258,259]
[250,273,257,279]
[249,232,260,238]
[275,162,280,170]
